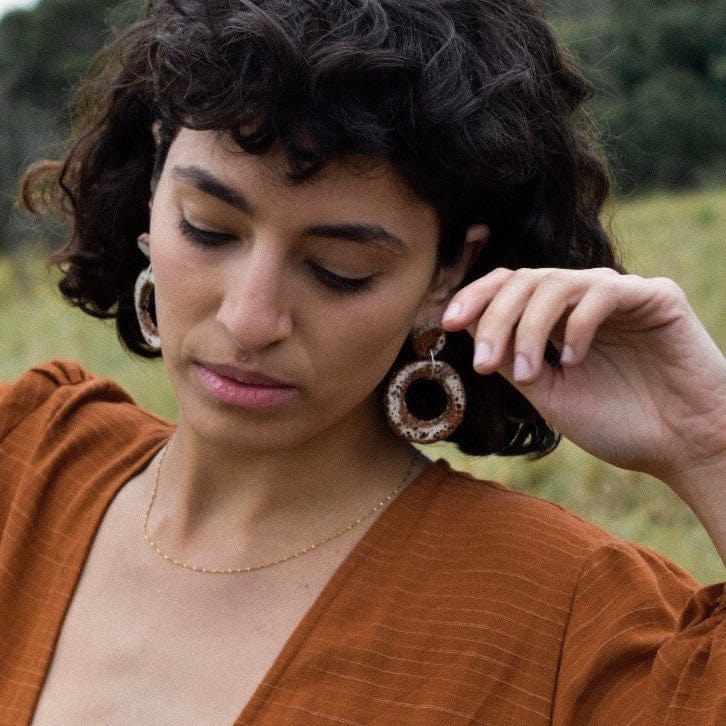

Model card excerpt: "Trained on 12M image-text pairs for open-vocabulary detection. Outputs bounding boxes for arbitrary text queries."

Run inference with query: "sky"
[0,0,38,18]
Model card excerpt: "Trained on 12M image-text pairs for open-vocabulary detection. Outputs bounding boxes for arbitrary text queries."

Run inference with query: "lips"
[194,362,298,408]
[201,362,295,388]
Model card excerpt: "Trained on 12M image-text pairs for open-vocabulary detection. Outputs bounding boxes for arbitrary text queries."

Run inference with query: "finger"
[441,267,515,331]
[510,272,586,382]
[471,269,545,374]
[494,336,560,403]
[508,268,621,381]
[560,274,668,364]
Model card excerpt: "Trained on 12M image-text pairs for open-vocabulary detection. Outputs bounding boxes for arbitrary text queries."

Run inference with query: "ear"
[416,224,490,325]
[148,121,163,208]
[151,120,162,148]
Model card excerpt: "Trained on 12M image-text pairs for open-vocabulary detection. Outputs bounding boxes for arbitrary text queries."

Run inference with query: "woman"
[2,0,724,723]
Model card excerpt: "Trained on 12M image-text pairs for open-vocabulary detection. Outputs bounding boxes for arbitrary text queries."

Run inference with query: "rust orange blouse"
[0,360,724,725]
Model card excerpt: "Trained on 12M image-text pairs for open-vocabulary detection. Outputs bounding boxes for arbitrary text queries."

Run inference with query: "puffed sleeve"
[0,359,102,434]
[552,541,726,725]
[0,359,98,525]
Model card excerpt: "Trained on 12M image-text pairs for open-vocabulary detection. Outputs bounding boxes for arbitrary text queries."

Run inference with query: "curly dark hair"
[21,0,623,457]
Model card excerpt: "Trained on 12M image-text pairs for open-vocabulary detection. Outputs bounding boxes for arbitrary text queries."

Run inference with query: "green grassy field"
[1,188,724,583]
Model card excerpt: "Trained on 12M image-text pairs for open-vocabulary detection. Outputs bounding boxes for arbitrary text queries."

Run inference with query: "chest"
[30,481,348,726]
[31,590,303,725]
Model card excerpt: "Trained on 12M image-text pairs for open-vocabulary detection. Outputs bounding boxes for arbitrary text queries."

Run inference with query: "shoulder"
[0,359,89,437]
[0,359,127,437]
[0,359,173,521]
[400,459,701,603]
[348,458,706,699]
[0,358,169,439]
[420,459,617,558]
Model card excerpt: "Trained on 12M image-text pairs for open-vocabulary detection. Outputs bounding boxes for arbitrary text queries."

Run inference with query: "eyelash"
[309,264,374,293]
[178,218,374,294]
[179,218,232,247]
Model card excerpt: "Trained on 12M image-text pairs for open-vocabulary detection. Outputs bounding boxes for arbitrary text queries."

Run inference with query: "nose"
[215,245,293,351]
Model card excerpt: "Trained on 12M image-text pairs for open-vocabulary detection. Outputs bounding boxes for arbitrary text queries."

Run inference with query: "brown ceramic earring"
[384,325,466,444]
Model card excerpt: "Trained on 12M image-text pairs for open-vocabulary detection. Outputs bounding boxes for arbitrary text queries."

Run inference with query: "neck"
[145,403,422,569]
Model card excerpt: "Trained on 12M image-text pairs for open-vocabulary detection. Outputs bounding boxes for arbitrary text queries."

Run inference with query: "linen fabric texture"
[0,360,724,725]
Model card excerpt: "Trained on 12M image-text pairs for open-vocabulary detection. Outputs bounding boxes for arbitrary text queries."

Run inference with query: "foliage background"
[1,0,725,246]
[1,0,724,582]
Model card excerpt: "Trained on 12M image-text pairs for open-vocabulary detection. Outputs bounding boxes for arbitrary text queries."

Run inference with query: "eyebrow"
[172,164,408,252]
[173,165,253,214]
[305,223,407,252]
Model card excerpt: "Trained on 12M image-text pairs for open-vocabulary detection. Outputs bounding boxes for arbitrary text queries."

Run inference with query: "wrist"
[661,454,726,565]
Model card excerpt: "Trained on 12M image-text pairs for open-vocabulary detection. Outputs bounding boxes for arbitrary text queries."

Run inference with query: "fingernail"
[442,302,462,324]
[561,345,575,364]
[514,354,532,381]
[474,341,492,367]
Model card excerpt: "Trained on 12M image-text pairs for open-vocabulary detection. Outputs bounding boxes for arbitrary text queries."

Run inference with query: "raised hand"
[442,267,726,501]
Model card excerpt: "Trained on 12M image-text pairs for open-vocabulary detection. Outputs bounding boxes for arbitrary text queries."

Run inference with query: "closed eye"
[308,263,374,293]
[179,218,234,247]
[180,218,374,293]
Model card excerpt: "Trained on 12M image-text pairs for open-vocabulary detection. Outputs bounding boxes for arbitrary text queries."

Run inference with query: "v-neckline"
[232,458,440,722]
[28,432,442,724]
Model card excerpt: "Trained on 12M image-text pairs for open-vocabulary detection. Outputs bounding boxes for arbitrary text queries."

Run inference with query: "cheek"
[150,244,217,346]
[148,194,218,333]
[309,291,420,399]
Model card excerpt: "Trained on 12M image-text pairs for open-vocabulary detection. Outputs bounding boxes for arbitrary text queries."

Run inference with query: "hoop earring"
[134,233,161,352]
[384,326,466,444]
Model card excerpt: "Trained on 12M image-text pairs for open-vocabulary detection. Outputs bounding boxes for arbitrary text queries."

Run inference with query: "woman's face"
[149,128,445,452]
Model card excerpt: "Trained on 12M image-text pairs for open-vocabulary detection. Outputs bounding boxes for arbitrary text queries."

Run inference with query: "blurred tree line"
[555,0,726,191]
[0,0,725,253]
[0,0,142,253]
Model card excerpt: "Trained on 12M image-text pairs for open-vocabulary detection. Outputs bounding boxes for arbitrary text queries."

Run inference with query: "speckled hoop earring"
[384,326,466,444]
[134,233,161,352]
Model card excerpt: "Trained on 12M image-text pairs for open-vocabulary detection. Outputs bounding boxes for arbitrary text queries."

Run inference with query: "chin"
[177,398,322,455]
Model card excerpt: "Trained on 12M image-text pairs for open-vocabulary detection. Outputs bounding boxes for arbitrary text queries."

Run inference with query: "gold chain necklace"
[142,438,424,574]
